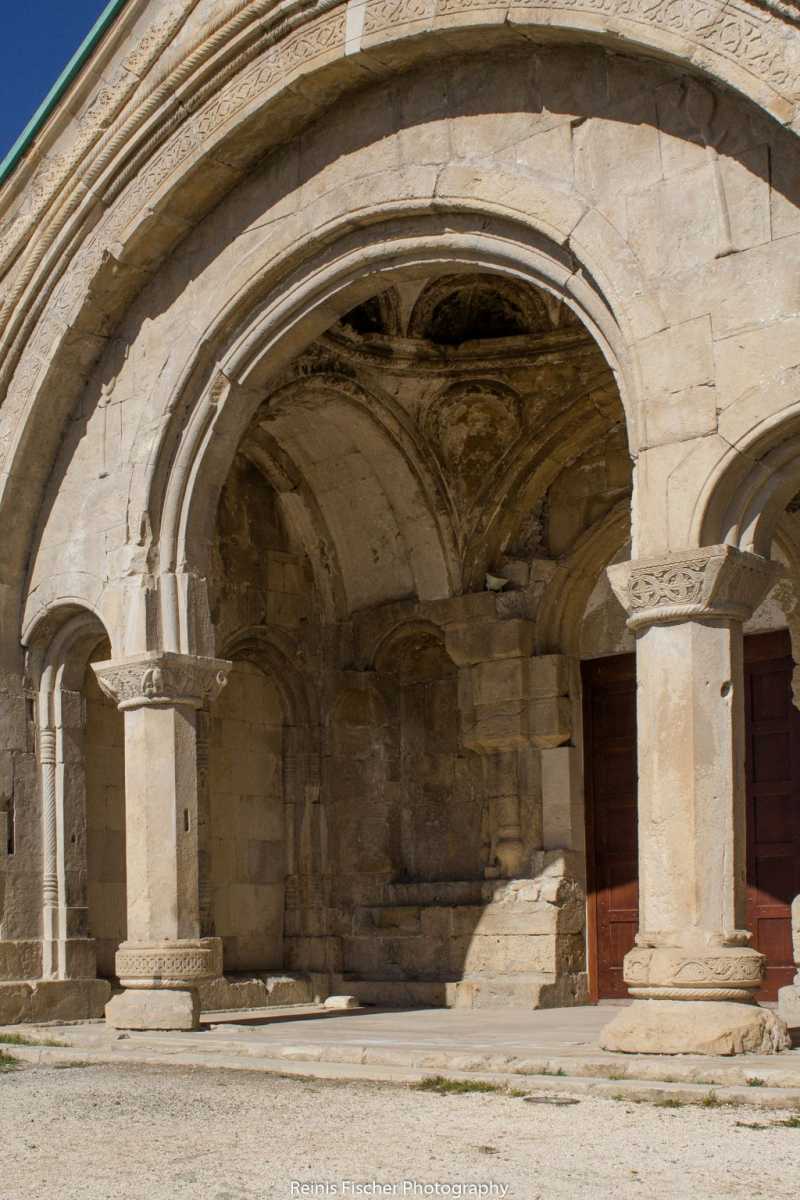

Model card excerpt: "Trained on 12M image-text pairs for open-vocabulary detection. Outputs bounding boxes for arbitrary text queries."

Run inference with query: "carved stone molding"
[608,545,782,631]
[115,938,222,989]
[92,651,232,711]
[2,0,799,474]
[624,945,765,1002]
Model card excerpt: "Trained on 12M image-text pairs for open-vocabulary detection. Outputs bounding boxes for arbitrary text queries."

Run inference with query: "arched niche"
[26,607,123,983]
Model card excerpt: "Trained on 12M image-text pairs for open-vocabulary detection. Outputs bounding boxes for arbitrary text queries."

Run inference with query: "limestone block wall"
[397,674,469,880]
[208,660,286,971]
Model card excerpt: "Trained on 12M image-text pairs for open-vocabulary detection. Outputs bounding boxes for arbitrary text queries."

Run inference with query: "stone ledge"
[337,971,589,1010]
[7,1031,800,1107]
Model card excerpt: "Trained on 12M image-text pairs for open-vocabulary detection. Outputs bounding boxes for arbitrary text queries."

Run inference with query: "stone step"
[339,972,588,1009]
[343,979,451,1006]
[10,1036,800,1110]
[198,972,313,1013]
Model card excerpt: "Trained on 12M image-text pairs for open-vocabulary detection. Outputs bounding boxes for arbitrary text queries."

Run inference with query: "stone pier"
[602,548,790,1055]
[93,653,231,1031]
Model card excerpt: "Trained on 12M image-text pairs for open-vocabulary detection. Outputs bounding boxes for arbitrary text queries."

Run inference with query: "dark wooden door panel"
[744,630,800,1001]
[583,654,638,1001]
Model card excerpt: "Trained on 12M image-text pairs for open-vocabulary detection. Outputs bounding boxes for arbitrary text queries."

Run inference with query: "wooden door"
[744,630,800,1002]
[583,654,638,1001]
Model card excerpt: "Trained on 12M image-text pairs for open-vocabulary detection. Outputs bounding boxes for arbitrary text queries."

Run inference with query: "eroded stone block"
[106,988,200,1032]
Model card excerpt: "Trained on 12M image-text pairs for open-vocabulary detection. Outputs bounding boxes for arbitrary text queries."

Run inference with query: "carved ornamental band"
[623,944,764,1002]
[115,939,223,989]
[92,651,232,711]
[608,545,781,631]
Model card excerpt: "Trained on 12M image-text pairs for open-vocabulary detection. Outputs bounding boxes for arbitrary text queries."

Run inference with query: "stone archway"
[155,258,630,1011]
[3,15,800,1050]
[3,607,120,1021]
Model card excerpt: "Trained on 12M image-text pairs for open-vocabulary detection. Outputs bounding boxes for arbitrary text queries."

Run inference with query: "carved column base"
[106,938,221,1031]
[600,944,790,1055]
[601,1000,790,1056]
[106,987,200,1032]
[623,944,766,1003]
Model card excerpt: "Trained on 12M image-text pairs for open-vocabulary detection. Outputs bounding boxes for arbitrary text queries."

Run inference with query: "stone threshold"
[4,1040,800,1112]
[4,1004,800,1093]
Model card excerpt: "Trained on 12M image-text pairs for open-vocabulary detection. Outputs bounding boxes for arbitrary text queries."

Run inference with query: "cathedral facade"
[0,0,799,1054]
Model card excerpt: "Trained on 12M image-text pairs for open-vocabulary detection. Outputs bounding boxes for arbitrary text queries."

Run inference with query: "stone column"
[92,652,231,1031]
[601,546,790,1055]
[38,725,59,979]
[778,897,800,1028]
[39,686,101,982]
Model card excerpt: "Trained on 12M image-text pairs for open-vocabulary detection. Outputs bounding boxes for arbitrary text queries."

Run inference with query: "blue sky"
[0,3,111,160]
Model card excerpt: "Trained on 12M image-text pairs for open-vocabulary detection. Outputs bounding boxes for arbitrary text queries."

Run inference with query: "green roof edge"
[0,0,131,187]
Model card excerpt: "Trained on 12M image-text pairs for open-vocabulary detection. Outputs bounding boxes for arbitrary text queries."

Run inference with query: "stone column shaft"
[196,709,214,939]
[123,703,200,943]
[635,618,744,948]
[38,726,58,978]
[601,545,790,1055]
[92,651,231,1031]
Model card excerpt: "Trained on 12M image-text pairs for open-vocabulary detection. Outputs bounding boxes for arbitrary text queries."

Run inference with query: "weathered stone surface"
[778,985,800,1029]
[0,980,110,1025]
[106,987,200,1032]
[0,940,42,982]
[197,973,313,1012]
[600,1001,791,1057]
[0,7,798,1049]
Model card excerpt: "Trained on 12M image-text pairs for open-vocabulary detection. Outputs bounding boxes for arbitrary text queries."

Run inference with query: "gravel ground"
[2,1060,799,1200]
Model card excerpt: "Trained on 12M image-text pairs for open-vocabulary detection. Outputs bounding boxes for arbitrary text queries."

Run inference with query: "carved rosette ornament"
[608,545,782,630]
[92,651,232,711]
[116,939,223,991]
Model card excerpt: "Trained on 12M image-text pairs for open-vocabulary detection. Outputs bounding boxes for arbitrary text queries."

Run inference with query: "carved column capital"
[608,545,781,631]
[92,651,232,711]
